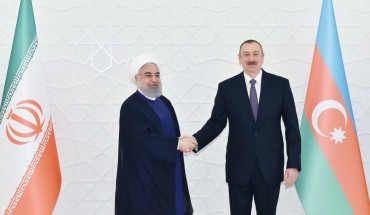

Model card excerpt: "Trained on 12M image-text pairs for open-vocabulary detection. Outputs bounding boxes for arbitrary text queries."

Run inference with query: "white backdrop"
[1,0,370,214]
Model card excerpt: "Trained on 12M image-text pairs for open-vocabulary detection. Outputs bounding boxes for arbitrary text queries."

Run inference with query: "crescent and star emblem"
[311,100,347,144]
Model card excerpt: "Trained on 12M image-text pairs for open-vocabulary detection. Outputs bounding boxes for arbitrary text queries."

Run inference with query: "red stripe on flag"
[304,44,370,214]
[6,120,61,215]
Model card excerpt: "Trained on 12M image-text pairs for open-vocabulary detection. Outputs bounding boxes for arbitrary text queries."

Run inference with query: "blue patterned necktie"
[250,79,258,121]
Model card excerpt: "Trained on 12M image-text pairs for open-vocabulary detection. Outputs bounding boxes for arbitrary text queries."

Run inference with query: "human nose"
[150,75,160,82]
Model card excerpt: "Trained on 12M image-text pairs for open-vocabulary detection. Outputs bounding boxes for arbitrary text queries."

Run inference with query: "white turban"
[127,53,158,85]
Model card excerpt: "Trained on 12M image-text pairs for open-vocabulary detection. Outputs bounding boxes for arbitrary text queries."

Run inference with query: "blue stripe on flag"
[316,0,355,129]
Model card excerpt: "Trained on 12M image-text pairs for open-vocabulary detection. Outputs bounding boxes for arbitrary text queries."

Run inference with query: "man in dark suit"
[115,53,195,215]
[190,40,301,214]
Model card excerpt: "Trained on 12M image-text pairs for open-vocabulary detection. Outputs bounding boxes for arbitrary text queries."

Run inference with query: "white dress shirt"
[243,70,262,102]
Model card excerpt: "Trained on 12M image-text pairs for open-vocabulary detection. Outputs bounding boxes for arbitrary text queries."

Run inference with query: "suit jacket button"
[254,132,258,136]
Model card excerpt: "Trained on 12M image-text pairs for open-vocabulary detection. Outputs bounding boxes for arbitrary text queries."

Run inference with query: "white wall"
[1,0,370,214]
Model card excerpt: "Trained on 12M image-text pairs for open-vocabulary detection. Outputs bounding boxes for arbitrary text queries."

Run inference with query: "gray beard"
[138,83,163,98]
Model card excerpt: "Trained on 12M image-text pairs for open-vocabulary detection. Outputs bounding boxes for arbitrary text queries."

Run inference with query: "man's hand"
[284,168,299,189]
[178,135,198,153]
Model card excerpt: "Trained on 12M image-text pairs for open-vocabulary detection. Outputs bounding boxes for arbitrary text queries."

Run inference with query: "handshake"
[178,135,198,153]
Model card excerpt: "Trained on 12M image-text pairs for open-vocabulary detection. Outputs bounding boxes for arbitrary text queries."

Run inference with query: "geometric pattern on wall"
[1,0,370,214]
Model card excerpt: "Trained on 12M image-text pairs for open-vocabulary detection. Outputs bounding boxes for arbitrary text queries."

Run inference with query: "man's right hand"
[178,135,198,153]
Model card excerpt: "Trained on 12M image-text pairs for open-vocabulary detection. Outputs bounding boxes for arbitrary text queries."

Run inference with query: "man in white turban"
[127,53,162,97]
[115,53,195,215]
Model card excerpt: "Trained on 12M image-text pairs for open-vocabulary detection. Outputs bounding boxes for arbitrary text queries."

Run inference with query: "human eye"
[145,73,152,78]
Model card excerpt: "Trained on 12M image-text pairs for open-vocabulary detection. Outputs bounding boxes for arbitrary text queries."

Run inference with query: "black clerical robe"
[115,91,193,215]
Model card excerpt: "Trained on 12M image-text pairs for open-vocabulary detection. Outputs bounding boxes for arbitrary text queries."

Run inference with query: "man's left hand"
[284,168,299,189]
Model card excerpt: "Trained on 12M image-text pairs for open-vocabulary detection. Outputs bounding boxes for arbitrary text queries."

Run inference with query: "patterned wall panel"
[1,0,370,214]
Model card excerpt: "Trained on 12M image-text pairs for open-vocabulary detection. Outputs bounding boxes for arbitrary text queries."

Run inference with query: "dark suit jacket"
[115,92,193,215]
[194,70,301,185]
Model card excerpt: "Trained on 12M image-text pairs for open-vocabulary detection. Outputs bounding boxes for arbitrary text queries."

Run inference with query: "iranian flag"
[295,0,370,214]
[0,0,61,214]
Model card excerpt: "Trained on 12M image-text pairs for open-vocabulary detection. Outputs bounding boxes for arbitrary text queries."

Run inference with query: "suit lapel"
[235,72,256,122]
[256,70,272,125]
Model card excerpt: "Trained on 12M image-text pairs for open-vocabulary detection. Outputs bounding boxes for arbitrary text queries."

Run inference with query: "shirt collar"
[243,69,263,84]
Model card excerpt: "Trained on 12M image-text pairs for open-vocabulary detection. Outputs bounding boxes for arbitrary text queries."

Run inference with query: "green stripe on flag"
[0,0,37,123]
[296,113,353,215]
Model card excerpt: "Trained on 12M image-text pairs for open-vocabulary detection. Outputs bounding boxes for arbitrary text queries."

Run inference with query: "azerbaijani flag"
[295,0,370,214]
[0,0,61,214]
